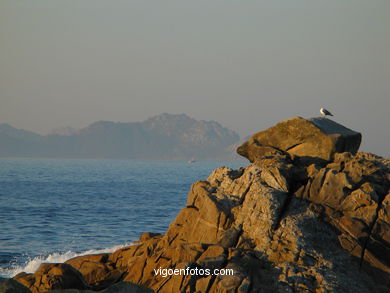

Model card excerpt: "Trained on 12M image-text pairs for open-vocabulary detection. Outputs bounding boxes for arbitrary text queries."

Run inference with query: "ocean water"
[0,158,244,278]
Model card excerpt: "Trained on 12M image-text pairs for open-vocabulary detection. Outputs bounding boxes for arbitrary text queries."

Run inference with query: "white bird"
[320,107,333,117]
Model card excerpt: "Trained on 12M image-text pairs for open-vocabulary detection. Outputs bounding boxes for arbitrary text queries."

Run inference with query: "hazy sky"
[1,1,389,156]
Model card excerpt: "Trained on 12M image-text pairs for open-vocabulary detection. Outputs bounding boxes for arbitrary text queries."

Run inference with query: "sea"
[0,158,244,278]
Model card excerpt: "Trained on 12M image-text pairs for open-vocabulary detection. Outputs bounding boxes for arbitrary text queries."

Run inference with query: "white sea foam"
[0,242,134,278]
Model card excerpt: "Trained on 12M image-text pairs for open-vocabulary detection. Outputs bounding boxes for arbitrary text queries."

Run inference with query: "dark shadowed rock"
[0,277,31,293]
[237,116,361,162]
[45,281,153,293]
[100,282,153,293]
[45,282,153,293]
[138,232,162,242]
[45,289,95,293]
[65,254,122,290]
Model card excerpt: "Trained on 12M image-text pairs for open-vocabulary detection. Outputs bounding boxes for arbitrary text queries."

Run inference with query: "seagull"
[320,107,333,117]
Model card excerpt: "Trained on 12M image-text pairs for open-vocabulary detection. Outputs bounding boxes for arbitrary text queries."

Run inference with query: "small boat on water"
[188,158,196,163]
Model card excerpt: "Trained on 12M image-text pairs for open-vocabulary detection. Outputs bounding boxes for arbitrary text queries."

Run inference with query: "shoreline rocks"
[0,277,31,293]
[12,117,389,293]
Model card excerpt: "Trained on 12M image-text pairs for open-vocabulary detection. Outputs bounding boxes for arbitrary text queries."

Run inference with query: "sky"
[0,0,389,157]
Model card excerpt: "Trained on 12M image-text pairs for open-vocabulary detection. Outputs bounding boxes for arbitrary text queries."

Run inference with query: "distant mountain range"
[0,114,241,160]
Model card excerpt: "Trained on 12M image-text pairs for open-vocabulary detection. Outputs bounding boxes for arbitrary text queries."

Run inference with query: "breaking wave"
[0,242,134,278]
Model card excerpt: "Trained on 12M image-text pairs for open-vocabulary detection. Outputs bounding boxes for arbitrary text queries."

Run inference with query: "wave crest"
[0,242,133,278]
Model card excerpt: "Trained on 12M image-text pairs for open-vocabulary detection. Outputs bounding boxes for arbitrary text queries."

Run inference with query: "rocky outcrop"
[13,263,88,293]
[295,152,390,278]
[106,153,387,292]
[64,254,123,290]
[237,117,362,161]
[13,262,152,293]
[45,282,153,293]
[13,118,389,292]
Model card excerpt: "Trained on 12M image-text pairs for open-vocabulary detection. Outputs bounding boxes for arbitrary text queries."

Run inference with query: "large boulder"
[237,117,362,162]
[13,263,89,293]
[65,253,122,290]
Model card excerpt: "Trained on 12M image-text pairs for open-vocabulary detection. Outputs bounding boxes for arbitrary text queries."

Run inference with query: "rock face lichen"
[13,117,389,293]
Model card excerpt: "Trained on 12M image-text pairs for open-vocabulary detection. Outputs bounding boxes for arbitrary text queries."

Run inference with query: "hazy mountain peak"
[49,126,78,136]
[0,114,240,160]
[144,113,195,124]
[0,123,42,141]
